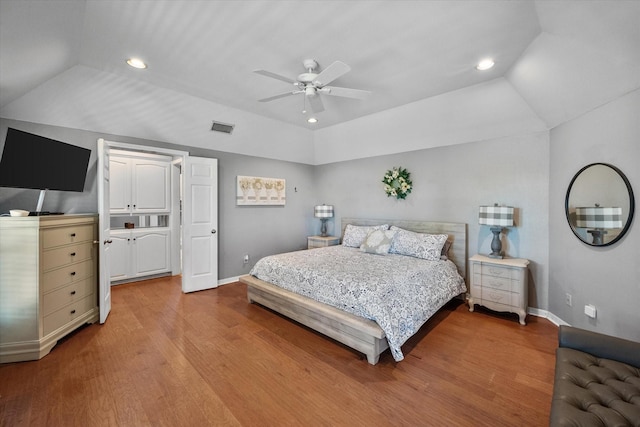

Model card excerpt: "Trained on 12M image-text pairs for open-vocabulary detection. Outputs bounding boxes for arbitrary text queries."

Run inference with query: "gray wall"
[314,132,550,310]
[549,89,640,341]
[0,118,316,280]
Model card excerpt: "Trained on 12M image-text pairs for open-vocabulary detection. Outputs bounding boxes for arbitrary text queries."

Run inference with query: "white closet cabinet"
[110,152,171,215]
[109,229,171,282]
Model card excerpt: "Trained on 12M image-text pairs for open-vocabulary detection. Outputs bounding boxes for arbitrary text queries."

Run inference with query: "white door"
[182,156,218,293]
[97,139,112,323]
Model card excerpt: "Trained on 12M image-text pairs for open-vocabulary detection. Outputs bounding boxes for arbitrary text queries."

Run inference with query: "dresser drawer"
[42,224,94,249]
[43,295,96,336]
[42,243,93,271]
[42,260,94,293]
[43,278,95,316]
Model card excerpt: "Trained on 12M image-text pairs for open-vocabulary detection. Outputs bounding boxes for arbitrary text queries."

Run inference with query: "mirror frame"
[565,163,635,247]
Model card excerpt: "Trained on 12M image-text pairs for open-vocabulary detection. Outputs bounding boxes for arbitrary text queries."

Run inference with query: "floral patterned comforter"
[249,245,466,361]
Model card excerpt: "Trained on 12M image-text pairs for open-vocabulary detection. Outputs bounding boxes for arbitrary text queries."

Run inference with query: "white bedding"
[249,245,466,361]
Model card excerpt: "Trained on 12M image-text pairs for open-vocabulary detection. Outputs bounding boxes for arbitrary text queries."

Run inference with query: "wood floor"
[1,276,559,426]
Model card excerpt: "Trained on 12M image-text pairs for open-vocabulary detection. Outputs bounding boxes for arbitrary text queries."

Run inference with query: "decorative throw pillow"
[440,239,452,260]
[389,226,448,260]
[360,229,397,255]
[342,224,389,248]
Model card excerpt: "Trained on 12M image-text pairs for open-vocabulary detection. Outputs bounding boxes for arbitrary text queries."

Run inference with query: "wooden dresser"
[468,254,530,325]
[0,214,99,363]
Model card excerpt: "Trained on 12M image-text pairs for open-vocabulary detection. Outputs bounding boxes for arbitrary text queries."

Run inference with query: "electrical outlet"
[243,254,249,264]
[565,293,572,307]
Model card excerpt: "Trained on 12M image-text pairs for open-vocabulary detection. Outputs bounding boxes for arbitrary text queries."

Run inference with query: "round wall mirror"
[565,163,635,246]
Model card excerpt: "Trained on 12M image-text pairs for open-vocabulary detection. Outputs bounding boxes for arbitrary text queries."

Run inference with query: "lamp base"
[587,229,606,245]
[487,226,505,259]
[320,218,328,237]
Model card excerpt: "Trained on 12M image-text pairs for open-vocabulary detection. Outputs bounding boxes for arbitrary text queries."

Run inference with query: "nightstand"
[468,254,530,325]
[307,235,340,249]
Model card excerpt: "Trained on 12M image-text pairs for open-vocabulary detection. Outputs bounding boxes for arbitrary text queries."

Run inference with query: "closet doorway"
[97,139,218,324]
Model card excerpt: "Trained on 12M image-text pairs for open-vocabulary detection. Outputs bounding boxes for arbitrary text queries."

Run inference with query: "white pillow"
[360,228,397,255]
[342,224,389,248]
[389,226,448,260]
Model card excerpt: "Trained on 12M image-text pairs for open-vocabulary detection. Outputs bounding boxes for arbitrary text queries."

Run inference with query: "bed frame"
[240,218,467,365]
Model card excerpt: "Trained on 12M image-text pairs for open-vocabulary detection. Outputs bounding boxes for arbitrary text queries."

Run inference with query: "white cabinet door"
[109,154,170,215]
[133,230,170,277]
[109,156,132,214]
[109,232,131,282]
[132,160,170,213]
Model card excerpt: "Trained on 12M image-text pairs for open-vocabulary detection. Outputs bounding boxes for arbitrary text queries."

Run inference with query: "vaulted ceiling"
[1,1,639,162]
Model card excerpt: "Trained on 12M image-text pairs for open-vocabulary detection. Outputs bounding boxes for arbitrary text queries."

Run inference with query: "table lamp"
[479,204,514,258]
[575,204,622,245]
[314,205,334,237]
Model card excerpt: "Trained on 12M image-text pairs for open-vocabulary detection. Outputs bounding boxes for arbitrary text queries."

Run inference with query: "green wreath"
[382,167,412,200]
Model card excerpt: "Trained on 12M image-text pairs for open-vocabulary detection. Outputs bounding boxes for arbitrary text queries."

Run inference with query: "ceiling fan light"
[126,58,147,69]
[476,59,495,71]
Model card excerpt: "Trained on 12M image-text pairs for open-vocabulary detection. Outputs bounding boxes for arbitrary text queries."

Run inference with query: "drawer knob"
[70,309,76,314]
[70,252,76,257]
[70,290,76,295]
[71,233,76,237]
[70,271,76,276]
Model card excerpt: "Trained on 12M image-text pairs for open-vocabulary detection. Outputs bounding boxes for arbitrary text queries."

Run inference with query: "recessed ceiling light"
[307,117,318,124]
[126,58,147,69]
[476,59,495,71]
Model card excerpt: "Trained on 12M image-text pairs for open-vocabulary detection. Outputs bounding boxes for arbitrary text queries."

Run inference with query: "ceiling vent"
[211,121,235,134]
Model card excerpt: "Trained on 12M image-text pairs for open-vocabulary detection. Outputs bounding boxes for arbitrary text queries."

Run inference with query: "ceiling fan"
[253,59,372,113]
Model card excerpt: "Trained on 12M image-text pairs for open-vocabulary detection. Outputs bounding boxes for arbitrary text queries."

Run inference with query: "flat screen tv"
[0,128,91,212]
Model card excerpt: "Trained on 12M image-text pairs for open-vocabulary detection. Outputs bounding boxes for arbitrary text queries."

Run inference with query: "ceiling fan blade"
[258,91,300,102]
[312,61,350,87]
[307,93,325,113]
[321,86,372,100]
[253,69,298,85]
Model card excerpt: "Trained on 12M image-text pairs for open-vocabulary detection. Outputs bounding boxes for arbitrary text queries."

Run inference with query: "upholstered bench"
[550,325,640,426]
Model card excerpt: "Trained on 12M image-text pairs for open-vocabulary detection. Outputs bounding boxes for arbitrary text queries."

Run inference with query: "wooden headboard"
[341,218,468,281]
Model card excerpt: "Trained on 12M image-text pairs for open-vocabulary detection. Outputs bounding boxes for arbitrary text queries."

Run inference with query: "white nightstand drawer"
[482,275,512,292]
[481,264,512,278]
[308,236,340,249]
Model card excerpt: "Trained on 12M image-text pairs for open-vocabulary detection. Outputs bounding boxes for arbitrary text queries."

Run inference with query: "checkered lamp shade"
[575,206,622,228]
[314,205,334,218]
[479,205,514,227]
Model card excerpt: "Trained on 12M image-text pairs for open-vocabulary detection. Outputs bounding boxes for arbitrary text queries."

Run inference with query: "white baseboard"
[218,276,241,286]
[527,307,570,327]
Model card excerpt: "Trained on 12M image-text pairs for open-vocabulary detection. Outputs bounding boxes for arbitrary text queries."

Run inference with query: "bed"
[240,218,467,365]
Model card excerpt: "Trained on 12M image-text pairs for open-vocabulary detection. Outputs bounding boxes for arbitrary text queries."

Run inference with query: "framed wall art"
[236,175,286,206]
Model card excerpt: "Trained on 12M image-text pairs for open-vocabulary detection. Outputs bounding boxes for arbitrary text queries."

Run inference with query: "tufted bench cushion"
[550,326,640,427]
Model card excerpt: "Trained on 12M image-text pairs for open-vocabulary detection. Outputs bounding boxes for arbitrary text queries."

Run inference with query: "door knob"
[211,229,217,234]
[104,239,113,245]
